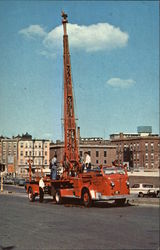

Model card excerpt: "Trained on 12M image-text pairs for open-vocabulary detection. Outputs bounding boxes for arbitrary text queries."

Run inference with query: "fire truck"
[25,12,130,207]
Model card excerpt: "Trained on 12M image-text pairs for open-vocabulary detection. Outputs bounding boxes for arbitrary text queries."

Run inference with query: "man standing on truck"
[39,177,45,202]
[51,154,57,180]
[84,151,91,171]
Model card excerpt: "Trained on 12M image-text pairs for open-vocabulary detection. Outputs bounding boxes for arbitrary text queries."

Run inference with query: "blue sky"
[0,1,159,141]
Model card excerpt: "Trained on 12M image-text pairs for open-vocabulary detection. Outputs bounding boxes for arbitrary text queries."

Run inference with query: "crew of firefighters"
[38,152,127,200]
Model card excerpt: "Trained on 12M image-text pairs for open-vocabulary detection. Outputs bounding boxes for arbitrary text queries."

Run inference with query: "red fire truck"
[25,12,130,207]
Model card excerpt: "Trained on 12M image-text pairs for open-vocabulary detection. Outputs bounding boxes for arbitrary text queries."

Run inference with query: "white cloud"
[106,78,135,88]
[19,22,128,55]
[19,25,47,39]
[44,23,129,52]
[38,50,56,59]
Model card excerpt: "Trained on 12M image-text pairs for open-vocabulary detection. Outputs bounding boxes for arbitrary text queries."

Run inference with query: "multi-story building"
[18,134,50,176]
[0,137,19,176]
[0,133,50,177]
[110,131,160,171]
[50,137,116,166]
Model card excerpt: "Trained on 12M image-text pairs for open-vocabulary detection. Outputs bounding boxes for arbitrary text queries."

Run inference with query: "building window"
[145,153,148,161]
[25,151,28,156]
[137,143,139,151]
[151,163,154,168]
[104,160,106,164]
[45,160,47,164]
[96,160,99,164]
[96,151,99,157]
[45,144,48,148]
[88,151,91,156]
[39,144,41,148]
[151,143,154,151]
[79,151,82,157]
[45,151,47,156]
[145,143,148,151]
[29,151,31,156]
[39,151,41,156]
[104,151,107,157]
[20,143,23,148]
[20,151,23,156]
[137,153,139,160]
[145,163,148,168]
[151,153,154,161]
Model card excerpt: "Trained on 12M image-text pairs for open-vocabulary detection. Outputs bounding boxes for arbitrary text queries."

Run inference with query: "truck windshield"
[103,167,125,175]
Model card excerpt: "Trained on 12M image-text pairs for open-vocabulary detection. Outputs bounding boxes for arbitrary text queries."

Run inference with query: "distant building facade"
[110,132,160,171]
[50,137,117,166]
[0,133,50,177]
[0,137,19,175]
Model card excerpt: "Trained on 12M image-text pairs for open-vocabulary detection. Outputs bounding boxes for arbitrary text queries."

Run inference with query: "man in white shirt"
[84,152,91,171]
[39,177,45,202]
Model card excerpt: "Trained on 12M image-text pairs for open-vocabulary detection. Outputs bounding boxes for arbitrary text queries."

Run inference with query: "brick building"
[110,132,160,171]
[50,137,116,166]
[0,133,50,177]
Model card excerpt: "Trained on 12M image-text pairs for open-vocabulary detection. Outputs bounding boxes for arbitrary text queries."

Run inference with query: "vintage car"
[130,183,159,197]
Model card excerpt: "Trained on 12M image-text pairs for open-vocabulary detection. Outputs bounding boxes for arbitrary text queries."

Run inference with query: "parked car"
[4,178,14,185]
[18,178,26,186]
[130,183,159,197]
[13,178,20,185]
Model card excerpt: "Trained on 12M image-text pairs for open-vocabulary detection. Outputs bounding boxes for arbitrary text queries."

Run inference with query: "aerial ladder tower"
[62,11,80,176]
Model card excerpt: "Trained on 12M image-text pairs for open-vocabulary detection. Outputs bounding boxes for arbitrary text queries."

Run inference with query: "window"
[137,143,139,151]
[29,151,31,156]
[145,153,148,161]
[39,144,41,148]
[79,151,82,157]
[142,184,153,188]
[104,151,107,157]
[45,144,48,148]
[151,143,154,151]
[145,143,148,151]
[88,151,91,156]
[137,153,139,161]
[39,151,41,156]
[151,153,154,161]
[25,151,28,156]
[45,151,47,156]
[20,151,23,156]
[132,184,140,188]
[104,160,106,164]
[96,160,99,164]
[96,151,99,157]
[45,160,47,164]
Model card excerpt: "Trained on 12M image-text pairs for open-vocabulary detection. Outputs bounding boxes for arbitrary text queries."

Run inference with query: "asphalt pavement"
[0,185,159,250]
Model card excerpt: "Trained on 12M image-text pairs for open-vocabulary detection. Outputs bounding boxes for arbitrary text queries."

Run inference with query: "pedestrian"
[84,151,91,171]
[51,154,57,180]
[39,176,45,202]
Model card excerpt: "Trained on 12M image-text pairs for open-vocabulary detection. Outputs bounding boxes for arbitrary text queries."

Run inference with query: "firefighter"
[39,177,45,202]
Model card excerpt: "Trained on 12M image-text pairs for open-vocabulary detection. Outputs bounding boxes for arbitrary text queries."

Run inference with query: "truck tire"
[55,190,63,204]
[28,188,35,202]
[82,189,92,207]
[138,192,144,198]
[115,198,126,206]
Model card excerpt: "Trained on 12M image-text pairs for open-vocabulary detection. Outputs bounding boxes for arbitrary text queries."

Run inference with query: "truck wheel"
[157,191,160,198]
[55,190,63,204]
[115,198,126,206]
[82,189,92,207]
[28,188,35,202]
[139,192,144,198]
